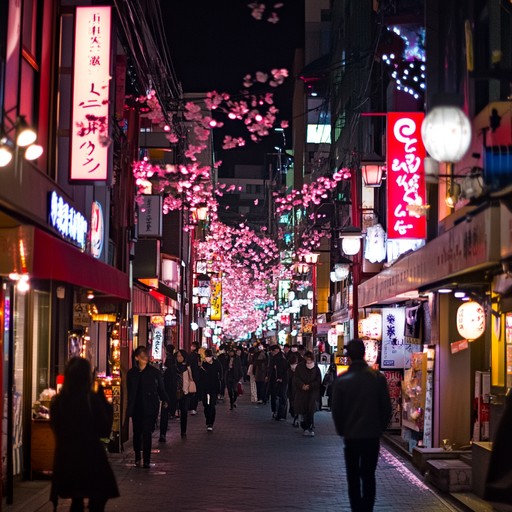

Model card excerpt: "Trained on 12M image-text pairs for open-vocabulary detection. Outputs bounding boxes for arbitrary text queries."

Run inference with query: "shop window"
[31,291,50,406]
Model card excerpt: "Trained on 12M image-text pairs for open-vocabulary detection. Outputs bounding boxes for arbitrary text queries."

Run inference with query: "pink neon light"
[386,112,426,240]
[70,6,112,181]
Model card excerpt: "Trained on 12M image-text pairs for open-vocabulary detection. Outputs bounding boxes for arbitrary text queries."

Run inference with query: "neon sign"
[70,6,112,181]
[387,112,426,239]
[48,191,88,250]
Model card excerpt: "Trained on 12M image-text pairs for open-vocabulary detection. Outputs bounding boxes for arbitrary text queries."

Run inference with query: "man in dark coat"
[199,348,223,431]
[127,346,169,468]
[331,339,392,512]
[159,344,177,442]
[269,345,289,421]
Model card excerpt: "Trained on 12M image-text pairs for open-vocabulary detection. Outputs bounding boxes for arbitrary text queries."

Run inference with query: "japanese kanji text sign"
[387,112,426,239]
[71,6,111,181]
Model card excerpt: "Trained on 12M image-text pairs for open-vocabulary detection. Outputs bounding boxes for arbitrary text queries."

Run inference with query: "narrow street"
[11,383,463,512]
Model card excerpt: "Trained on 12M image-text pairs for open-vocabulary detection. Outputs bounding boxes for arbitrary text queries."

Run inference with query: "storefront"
[358,203,501,450]
[0,219,130,483]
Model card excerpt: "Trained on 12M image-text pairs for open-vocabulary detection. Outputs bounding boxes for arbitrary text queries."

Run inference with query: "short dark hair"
[346,339,366,361]
[304,350,314,360]
[134,346,148,357]
[204,348,213,357]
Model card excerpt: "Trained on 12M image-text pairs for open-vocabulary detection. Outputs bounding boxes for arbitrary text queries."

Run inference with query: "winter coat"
[225,355,244,383]
[293,362,322,415]
[331,360,392,440]
[199,359,223,397]
[50,389,119,506]
[253,352,269,382]
[126,363,169,420]
[162,356,178,411]
[485,390,512,503]
[269,352,289,382]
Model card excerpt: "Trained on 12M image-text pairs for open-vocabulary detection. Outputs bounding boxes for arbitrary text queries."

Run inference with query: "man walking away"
[199,349,223,431]
[127,346,169,468]
[331,339,392,512]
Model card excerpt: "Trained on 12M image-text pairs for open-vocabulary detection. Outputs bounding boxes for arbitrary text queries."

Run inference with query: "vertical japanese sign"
[152,326,164,360]
[70,6,111,181]
[138,195,163,237]
[381,307,412,369]
[387,112,426,239]
[210,278,222,321]
[383,371,402,429]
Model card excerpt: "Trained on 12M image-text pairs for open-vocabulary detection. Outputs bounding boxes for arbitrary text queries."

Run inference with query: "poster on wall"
[383,370,402,429]
[381,308,413,369]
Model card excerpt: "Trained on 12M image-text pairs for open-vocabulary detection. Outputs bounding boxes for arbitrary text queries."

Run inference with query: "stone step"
[426,459,472,493]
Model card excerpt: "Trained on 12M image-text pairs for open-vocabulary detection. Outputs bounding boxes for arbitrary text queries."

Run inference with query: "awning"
[0,225,130,301]
[132,286,162,315]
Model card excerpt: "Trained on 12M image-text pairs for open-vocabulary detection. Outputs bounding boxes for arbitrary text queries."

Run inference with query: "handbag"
[237,381,244,395]
[188,368,197,394]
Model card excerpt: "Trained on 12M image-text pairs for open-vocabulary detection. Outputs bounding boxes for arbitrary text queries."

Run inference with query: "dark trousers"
[275,381,288,419]
[219,376,226,398]
[132,414,154,464]
[227,380,238,406]
[300,412,315,430]
[269,381,277,413]
[188,391,199,411]
[344,438,380,512]
[159,402,170,437]
[178,394,189,434]
[202,393,217,426]
[70,497,107,512]
[256,381,266,401]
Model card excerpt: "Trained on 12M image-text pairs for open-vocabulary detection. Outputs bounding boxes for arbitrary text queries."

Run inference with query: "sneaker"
[207,425,213,431]
[309,430,315,437]
[143,462,151,469]
[257,400,263,404]
[303,429,311,436]
[190,410,197,416]
[134,459,141,467]
[158,436,166,443]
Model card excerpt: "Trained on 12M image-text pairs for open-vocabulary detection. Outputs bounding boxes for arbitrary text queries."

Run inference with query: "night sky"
[162,0,305,170]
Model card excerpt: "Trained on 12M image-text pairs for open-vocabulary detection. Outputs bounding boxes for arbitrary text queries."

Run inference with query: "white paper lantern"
[341,236,361,256]
[456,301,485,341]
[421,105,472,163]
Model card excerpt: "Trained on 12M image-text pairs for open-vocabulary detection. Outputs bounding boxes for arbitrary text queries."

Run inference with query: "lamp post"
[0,110,43,180]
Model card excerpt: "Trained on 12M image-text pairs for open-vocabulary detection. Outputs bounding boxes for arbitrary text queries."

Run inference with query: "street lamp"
[361,156,385,187]
[0,110,43,170]
[339,226,363,256]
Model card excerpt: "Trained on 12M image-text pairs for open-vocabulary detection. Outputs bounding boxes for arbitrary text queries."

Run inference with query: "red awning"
[31,228,130,301]
[133,286,162,315]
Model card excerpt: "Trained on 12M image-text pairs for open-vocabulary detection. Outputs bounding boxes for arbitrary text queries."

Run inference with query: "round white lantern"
[341,236,361,256]
[334,263,350,280]
[421,105,472,163]
[456,301,486,341]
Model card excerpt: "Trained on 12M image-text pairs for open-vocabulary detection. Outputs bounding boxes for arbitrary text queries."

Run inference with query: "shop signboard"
[48,191,88,250]
[70,6,112,181]
[359,205,500,307]
[387,112,426,240]
[90,201,104,258]
[138,195,163,238]
[73,303,90,328]
[152,326,163,360]
[381,308,412,369]
[210,278,222,321]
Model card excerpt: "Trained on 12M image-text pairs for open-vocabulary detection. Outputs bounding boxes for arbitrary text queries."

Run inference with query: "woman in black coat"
[50,357,119,512]
[225,347,244,410]
[293,351,322,436]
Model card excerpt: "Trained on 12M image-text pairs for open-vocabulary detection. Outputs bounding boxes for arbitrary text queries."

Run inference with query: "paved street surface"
[7,383,465,512]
